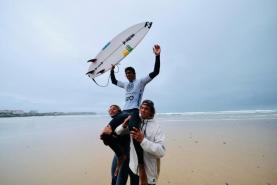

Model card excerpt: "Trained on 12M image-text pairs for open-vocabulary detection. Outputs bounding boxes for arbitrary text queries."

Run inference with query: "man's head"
[140,100,155,119]
[108,105,121,117]
[125,67,136,81]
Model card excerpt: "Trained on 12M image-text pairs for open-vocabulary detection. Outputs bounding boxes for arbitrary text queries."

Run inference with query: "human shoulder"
[117,80,127,88]
[137,75,152,85]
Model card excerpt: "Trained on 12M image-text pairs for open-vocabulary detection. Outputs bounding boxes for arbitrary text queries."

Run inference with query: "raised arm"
[110,65,118,85]
[149,45,161,79]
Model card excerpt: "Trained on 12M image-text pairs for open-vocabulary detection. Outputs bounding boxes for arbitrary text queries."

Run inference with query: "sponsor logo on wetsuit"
[126,96,134,101]
[126,82,134,92]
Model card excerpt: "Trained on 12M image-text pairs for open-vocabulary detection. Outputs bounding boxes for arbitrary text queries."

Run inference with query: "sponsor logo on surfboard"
[144,22,152,29]
[123,34,135,45]
[87,21,152,80]
[122,45,133,57]
[102,42,111,51]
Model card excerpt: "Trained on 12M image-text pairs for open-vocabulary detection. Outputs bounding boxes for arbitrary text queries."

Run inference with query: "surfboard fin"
[97,69,105,75]
[87,59,97,63]
[86,70,95,75]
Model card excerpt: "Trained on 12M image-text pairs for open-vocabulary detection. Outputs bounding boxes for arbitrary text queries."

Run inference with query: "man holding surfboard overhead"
[110,44,161,185]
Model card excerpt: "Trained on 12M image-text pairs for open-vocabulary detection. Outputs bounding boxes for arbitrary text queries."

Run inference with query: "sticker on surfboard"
[86,21,153,79]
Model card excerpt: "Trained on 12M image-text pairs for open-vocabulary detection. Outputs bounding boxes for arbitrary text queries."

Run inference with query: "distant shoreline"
[1,109,277,118]
[0,111,96,118]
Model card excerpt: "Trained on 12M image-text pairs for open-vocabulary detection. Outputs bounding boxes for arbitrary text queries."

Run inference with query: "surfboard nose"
[87,21,152,80]
[144,22,152,28]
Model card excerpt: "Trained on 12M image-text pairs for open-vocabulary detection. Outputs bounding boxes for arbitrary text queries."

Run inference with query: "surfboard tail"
[87,21,153,81]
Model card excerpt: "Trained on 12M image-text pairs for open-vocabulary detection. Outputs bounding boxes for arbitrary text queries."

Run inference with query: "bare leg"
[138,164,147,185]
[114,154,127,176]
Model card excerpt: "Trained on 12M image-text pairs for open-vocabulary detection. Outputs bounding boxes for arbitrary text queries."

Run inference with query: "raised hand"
[153,44,161,56]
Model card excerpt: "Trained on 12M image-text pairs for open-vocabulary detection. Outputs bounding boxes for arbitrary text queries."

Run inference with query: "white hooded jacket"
[115,118,166,184]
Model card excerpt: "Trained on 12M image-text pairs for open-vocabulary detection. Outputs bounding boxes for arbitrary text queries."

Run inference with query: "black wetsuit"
[101,112,130,158]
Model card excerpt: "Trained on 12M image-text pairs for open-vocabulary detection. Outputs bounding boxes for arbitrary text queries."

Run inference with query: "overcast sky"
[1,0,276,113]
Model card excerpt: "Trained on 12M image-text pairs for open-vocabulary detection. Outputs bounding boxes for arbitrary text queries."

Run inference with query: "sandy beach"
[160,118,277,185]
[0,115,276,185]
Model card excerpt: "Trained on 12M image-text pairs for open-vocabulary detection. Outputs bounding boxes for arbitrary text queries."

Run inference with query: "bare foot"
[138,164,147,185]
[114,155,127,176]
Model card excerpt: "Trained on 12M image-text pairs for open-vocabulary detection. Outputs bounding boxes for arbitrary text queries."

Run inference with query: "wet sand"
[159,119,277,185]
[0,116,276,185]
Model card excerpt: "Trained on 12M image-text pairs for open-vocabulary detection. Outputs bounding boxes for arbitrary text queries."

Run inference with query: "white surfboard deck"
[87,21,152,79]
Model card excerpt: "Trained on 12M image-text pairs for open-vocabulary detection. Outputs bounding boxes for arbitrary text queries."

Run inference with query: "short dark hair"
[141,99,155,118]
[125,67,136,74]
[110,105,121,113]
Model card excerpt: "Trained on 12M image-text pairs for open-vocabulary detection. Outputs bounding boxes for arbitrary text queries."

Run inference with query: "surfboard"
[86,21,153,79]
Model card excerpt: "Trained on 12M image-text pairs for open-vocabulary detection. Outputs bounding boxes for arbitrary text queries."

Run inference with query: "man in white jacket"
[116,100,166,185]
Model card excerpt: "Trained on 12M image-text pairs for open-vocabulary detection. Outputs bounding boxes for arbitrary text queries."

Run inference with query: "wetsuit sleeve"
[149,55,160,79]
[110,68,118,85]
[140,55,160,85]
[110,68,125,88]
[108,117,118,131]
